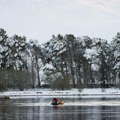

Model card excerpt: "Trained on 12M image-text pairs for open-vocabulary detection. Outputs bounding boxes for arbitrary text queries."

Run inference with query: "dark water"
[0,97,120,120]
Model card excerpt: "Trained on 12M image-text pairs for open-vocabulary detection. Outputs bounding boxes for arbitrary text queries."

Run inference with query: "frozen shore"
[0,88,120,98]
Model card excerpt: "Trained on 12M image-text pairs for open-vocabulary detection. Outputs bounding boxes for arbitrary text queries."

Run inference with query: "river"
[0,97,120,120]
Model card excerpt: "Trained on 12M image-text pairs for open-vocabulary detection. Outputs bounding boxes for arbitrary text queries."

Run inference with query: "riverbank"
[0,88,120,98]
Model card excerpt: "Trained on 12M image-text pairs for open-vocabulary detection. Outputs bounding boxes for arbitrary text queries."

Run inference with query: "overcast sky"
[0,0,120,43]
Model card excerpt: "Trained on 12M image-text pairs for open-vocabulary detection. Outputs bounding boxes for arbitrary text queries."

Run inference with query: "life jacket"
[52,98,59,103]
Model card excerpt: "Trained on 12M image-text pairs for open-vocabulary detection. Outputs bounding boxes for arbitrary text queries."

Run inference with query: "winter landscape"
[1,29,120,120]
[0,0,120,120]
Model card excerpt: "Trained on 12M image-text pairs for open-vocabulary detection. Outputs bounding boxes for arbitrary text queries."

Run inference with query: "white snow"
[0,88,120,99]
[43,63,54,70]
[84,48,98,60]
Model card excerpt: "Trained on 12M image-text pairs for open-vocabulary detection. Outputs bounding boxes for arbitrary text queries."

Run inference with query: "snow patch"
[0,88,120,99]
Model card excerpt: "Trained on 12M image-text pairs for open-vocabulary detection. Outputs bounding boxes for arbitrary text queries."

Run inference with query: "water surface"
[0,97,120,120]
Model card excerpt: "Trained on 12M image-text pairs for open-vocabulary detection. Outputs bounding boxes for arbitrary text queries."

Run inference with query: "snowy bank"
[0,88,120,98]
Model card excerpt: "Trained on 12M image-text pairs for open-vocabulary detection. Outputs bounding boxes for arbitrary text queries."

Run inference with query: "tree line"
[0,28,120,90]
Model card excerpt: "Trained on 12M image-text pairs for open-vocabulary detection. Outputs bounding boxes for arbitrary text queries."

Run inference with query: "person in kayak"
[52,98,64,105]
[52,98,59,104]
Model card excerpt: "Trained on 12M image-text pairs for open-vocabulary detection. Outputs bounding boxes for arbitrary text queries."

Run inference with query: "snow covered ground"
[0,88,120,98]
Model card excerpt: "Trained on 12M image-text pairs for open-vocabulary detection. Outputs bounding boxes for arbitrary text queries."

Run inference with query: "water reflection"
[0,97,120,120]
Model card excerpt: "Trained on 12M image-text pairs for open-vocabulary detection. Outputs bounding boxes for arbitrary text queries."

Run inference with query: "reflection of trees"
[0,99,12,120]
[1,98,120,120]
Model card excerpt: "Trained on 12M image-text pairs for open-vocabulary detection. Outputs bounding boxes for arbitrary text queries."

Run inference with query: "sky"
[0,0,120,44]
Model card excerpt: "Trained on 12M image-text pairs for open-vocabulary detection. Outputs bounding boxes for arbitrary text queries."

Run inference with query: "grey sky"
[0,0,120,43]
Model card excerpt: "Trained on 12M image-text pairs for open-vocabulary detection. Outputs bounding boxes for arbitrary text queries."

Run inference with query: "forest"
[0,28,120,91]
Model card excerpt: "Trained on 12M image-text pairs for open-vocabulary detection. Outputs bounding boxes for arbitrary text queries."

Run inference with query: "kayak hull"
[51,101,64,105]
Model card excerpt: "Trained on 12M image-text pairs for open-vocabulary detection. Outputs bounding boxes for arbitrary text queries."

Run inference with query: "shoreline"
[0,88,120,98]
